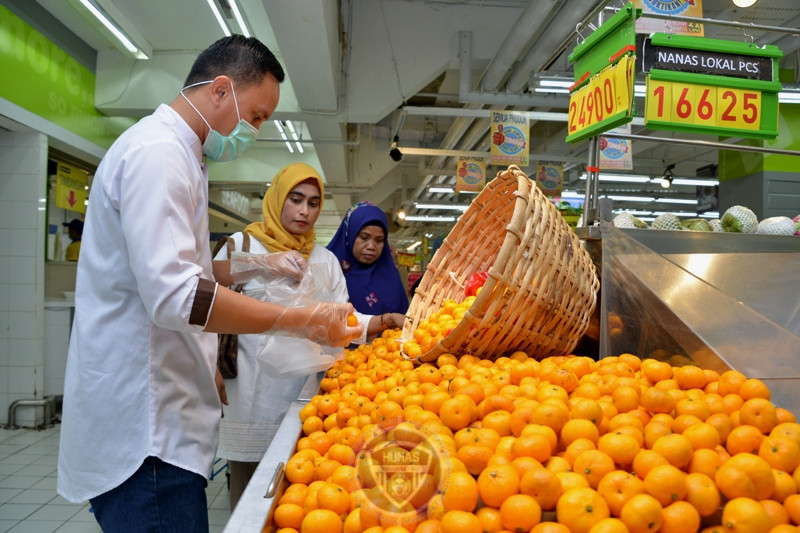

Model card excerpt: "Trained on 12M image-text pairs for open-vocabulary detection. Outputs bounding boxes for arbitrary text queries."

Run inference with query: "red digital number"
[698,89,713,120]
[653,85,665,118]
[593,86,603,122]
[568,101,577,132]
[604,78,614,115]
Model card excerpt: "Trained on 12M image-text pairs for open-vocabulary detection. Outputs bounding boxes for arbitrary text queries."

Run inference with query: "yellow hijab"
[244,162,324,259]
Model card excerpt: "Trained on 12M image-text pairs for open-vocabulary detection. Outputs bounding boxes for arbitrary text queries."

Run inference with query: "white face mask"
[181,80,259,162]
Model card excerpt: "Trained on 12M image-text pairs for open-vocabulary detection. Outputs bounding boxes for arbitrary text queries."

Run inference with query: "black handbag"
[213,233,250,379]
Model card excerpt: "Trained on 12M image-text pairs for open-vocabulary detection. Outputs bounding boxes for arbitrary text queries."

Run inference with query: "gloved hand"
[230,251,307,283]
[272,302,364,347]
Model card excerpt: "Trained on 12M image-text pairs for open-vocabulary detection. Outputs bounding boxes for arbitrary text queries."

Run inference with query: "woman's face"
[352,224,385,265]
[281,181,321,236]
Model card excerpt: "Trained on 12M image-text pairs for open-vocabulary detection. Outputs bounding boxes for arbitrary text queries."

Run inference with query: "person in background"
[62,218,83,261]
[213,162,374,510]
[57,36,361,533]
[327,201,408,331]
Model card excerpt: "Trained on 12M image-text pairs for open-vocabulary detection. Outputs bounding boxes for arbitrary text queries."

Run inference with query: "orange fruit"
[287,456,317,485]
[522,424,559,452]
[556,487,610,533]
[772,469,798,503]
[660,501,700,533]
[784,493,800,525]
[651,433,693,469]
[301,508,344,533]
[740,398,780,435]
[632,449,669,480]
[619,493,663,533]
[511,433,552,463]
[316,482,350,515]
[720,496,771,533]
[641,360,673,383]
[274,503,305,530]
[597,432,641,466]
[573,450,616,488]
[715,452,776,500]
[687,448,725,479]
[760,436,800,473]
[717,370,748,396]
[474,507,502,533]
[643,464,686,506]
[685,472,721,517]
[481,409,513,437]
[531,522,572,533]
[597,469,644,516]
[760,498,790,528]
[477,463,520,508]
[558,470,591,492]
[499,493,542,532]
[706,412,734,444]
[520,467,563,511]
[564,438,598,467]
[457,445,493,476]
[440,509,482,533]
[772,423,800,447]
[739,378,771,401]
[561,418,601,447]
[728,424,766,455]
[441,470,478,512]
[683,422,721,451]
[640,387,676,415]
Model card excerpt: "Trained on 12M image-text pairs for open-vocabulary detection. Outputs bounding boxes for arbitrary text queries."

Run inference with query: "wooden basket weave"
[403,165,599,363]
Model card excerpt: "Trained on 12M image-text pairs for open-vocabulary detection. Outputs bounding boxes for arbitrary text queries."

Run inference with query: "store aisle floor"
[0,424,231,532]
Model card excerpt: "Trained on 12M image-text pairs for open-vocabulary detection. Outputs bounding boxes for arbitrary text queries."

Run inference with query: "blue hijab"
[326,202,409,315]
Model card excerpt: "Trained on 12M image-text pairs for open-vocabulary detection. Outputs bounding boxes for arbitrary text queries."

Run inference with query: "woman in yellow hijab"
[213,162,368,510]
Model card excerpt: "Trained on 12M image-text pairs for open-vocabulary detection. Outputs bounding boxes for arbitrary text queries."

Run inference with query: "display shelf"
[598,224,800,412]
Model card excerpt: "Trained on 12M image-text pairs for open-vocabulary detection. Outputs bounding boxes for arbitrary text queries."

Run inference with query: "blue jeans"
[89,456,209,533]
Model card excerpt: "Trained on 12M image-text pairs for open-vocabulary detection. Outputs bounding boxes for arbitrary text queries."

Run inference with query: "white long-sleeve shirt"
[57,104,221,503]
[214,234,370,462]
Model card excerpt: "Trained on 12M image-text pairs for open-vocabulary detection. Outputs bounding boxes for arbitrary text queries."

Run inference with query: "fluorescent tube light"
[534,88,570,94]
[404,216,457,222]
[206,0,232,36]
[78,0,149,59]
[699,211,720,218]
[406,241,422,252]
[649,178,719,186]
[580,173,651,183]
[228,0,250,37]
[414,203,469,212]
[655,198,698,205]
[285,120,303,153]
[539,79,574,88]
[429,187,454,194]
[604,195,656,203]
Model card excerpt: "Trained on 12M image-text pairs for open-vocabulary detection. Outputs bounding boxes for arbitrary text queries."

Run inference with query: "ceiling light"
[649,178,719,186]
[228,0,251,37]
[406,241,422,252]
[699,211,720,218]
[274,120,294,153]
[404,215,457,222]
[77,0,149,59]
[397,209,406,220]
[604,195,657,203]
[661,164,675,188]
[580,173,652,183]
[655,198,697,204]
[429,186,455,194]
[778,91,800,104]
[285,120,303,153]
[389,135,403,162]
[414,203,469,212]
[205,0,231,36]
[732,0,758,7]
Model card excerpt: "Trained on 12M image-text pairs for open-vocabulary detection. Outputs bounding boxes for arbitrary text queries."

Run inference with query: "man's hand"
[272,302,364,347]
[215,367,228,409]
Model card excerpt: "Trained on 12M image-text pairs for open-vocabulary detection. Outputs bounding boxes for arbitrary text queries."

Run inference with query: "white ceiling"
[7,0,800,246]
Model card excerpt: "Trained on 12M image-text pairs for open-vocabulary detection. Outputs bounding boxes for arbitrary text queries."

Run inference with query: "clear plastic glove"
[229,251,307,283]
[272,301,364,347]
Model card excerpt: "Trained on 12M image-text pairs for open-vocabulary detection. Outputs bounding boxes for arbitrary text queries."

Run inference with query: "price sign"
[566,54,635,144]
[646,79,761,132]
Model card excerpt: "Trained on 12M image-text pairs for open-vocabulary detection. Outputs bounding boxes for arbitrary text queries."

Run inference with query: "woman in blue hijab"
[327,202,408,332]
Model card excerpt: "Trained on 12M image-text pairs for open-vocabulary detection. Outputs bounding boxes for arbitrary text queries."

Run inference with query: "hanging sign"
[534,161,564,196]
[55,161,87,214]
[397,252,416,268]
[643,33,782,140]
[455,156,486,193]
[566,2,639,144]
[600,124,633,170]
[489,111,529,166]
[633,0,705,37]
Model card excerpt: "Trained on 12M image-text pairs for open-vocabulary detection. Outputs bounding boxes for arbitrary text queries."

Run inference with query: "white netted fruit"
[794,214,800,235]
[708,219,724,232]
[756,216,796,236]
[721,205,758,233]
[613,212,648,229]
[680,218,712,231]
[651,213,681,231]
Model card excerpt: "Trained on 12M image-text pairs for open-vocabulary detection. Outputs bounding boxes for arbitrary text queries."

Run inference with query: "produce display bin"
[597,223,800,412]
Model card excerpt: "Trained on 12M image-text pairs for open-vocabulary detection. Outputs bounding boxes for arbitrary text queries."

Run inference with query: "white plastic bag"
[256,263,344,378]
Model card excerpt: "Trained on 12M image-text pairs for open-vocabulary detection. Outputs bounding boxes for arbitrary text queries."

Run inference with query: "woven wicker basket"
[403,165,599,363]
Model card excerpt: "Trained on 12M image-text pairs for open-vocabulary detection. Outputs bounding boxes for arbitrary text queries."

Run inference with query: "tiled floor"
[0,423,232,532]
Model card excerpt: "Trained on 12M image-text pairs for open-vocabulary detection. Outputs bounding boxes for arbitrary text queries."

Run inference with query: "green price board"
[566,2,639,144]
[643,33,782,140]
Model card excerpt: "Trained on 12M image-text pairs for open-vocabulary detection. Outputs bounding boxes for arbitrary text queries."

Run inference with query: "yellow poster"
[489,110,529,166]
[397,252,416,268]
[456,156,486,193]
[55,161,87,214]
[534,161,564,196]
[633,0,704,36]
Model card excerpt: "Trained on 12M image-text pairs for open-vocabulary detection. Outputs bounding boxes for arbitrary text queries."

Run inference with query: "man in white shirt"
[57,35,362,533]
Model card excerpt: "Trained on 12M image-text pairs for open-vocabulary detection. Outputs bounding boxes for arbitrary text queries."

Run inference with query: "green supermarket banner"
[0,4,133,148]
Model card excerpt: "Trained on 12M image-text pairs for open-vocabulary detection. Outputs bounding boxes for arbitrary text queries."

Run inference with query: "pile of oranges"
[401,297,476,358]
[272,328,800,533]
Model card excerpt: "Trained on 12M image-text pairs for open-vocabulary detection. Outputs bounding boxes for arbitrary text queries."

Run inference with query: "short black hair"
[184,35,285,89]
